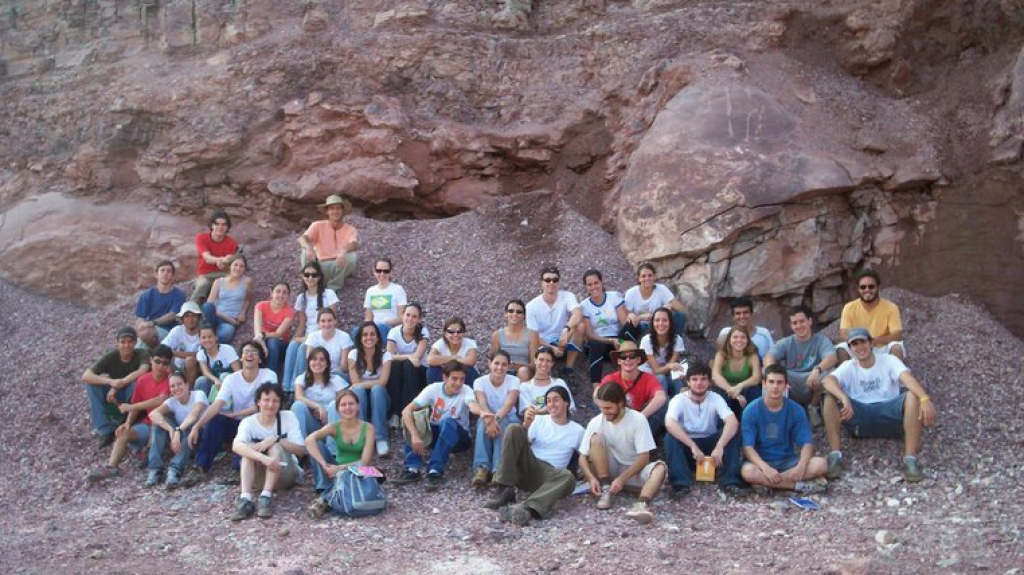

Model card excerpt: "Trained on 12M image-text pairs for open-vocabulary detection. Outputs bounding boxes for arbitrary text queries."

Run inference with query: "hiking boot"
[256,495,273,519]
[180,467,207,488]
[229,497,255,521]
[424,472,443,492]
[309,497,329,519]
[217,469,241,486]
[794,477,828,495]
[165,469,181,490]
[472,467,491,487]
[485,485,516,510]
[376,440,390,458]
[144,469,161,488]
[826,452,843,479]
[596,485,614,510]
[500,504,533,526]
[903,456,924,483]
[720,484,753,498]
[87,466,120,483]
[669,485,691,501]
[392,469,422,486]
[625,501,654,524]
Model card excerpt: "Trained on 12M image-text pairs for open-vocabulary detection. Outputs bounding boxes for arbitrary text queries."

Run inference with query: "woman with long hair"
[386,302,429,428]
[282,261,339,394]
[349,322,393,457]
[201,255,252,344]
[491,299,540,382]
[639,307,686,396]
[194,323,240,402]
[290,346,348,439]
[252,282,294,378]
[426,317,479,384]
[712,325,762,419]
[305,390,376,518]
[305,308,353,378]
[623,262,689,335]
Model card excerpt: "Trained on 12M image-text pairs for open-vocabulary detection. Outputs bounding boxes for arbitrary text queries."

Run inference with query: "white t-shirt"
[235,410,305,467]
[412,381,477,431]
[218,369,279,412]
[831,353,909,404]
[294,290,340,336]
[430,337,477,359]
[363,283,408,324]
[162,326,202,368]
[295,373,349,406]
[347,349,394,380]
[579,409,656,468]
[529,415,585,469]
[623,284,676,316]
[718,325,775,359]
[387,325,431,366]
[666,391,734,439]
[518,378,576,413]
[197,345,239,373]
[526,291,579,343]
[305,329,354,373]
[577,291,625,338]
[162,390,209,425]
[639,333,686,374]
[473,374,521,420]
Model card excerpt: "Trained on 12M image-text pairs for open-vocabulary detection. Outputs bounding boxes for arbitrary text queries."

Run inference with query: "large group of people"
[82,198,939,525]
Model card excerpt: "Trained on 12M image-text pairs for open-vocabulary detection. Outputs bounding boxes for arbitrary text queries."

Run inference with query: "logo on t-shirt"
[369,294,393,311]
[431,397,457,423]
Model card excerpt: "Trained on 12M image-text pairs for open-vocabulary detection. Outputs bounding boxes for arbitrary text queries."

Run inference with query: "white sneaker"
[596,485,614,510]
[376,440,390,458]
[625,500,654,524]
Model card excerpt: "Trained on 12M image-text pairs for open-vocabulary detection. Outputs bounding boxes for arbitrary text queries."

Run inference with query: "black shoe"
[669,485,691,500]
[720,484,753,498]
[484,485,516,510]
[391,469,422,486]
[424,472,443,491]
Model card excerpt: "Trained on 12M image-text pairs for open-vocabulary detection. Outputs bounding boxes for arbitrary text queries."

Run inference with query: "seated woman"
[348,322,393,457]
[623,262,689,335]
[471,350,521,486]
[567,269,628,384]
[290,346,349,439]
[305,308,353,380]
[712,325,763,420]
[201,256,251,344]
[359,257,407,344]
[195,324,240,401]
[282,262,339,395]
[253,282,294,378]
[386,303,429,428]
[426,317,479,385]
[491,299,540,382]
[306,390,376,518]
[518,346,576,415]
[639,307,687,396]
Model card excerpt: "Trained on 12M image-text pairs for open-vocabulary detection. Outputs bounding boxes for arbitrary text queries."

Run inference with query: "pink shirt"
[255,301,295,341]
[304,221,357,260]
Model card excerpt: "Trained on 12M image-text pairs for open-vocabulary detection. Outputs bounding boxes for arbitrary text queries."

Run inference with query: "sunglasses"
[506,309,525,314]
[445,329,465,335]
[858,284,877,290]
[151,358,170,366]
[303,272,320,278]
[375,269,392,274]
[618,353,640,361]
[542,277,560,283]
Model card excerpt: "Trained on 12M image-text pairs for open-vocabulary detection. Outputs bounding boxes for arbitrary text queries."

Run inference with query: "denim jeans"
[402,418,471,476]
[85,381,135,436]
[195,414,240,472]
[472,416,514,472]
[148,423,195,473]
[664,430,743,489]
[291,400,338,439]
[201,302,237,343]
[282,340,308,392]
[352,385,389,442]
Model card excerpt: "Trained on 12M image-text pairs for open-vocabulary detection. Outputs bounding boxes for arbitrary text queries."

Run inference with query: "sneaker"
[794,478,828,495]
[826,451,843,479]
[903,456,924,483]
[500,503,533,526]
[165,469,181,490]
[229,497,255,521]
[86,466,120,483]
[180,467,207,488]
[392,469,422,485]
[485,485,516,510]
[625,501,654,524]
[668,485,691,501]
[596,485,614,510]
[217,469,241,486]
[309,497,329,519]
[376,440,390,458]
[388,414,401,430]
[472,467,491,487]
[425,472,443,492]
[719,484,753,498]
[144,469,161,488]
[256,495,273,519]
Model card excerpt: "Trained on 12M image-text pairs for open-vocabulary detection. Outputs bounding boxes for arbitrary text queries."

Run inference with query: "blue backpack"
[326,467,387,517]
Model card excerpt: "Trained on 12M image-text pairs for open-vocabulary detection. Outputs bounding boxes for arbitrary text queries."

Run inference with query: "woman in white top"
[640,307,687,396]
[518,346,575,415]
[348,321,394,456]
[201,256,252,344]
[282,261,339,393]
[624,262,689,335]
[426,317,479,384]
[360,257,408,344]
[195,324,240,402]
[305,308,353,379]
[386,302,429,426]
[490,299,540,382]
[291,345,349,439]
[471,350,521,485]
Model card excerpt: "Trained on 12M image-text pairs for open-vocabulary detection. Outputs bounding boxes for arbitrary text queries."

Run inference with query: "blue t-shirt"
[135,287,187,326]
[741,398,812,467]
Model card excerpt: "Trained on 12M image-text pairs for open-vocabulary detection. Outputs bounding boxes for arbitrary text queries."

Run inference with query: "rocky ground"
[1,195,1022,574]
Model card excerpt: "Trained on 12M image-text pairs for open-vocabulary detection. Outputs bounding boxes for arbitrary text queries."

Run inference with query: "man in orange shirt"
[297,195,359,291]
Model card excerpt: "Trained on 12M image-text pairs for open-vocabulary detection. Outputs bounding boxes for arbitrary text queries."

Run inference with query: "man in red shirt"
[598,341,668,438]
[87,345,173,487]
[191,209,240,302]
[297,195,359,291]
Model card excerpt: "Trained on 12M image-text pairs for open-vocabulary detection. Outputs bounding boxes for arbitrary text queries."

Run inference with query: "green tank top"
[333,421,368,466]
[722,355,753,386]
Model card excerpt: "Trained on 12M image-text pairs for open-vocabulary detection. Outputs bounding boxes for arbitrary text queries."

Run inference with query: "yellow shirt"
[840,298,902,340]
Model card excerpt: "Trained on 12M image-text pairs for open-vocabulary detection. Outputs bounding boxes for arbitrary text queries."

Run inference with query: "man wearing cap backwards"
[821,328,937,483]
[82,326,151,447]
[298,195,360,291]
[161,301,204,385]
[836,269,906,363]
[597,341,668,438]
[191,209,240,303]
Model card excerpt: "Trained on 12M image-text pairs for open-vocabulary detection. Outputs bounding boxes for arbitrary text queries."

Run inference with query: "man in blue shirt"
[136,260,187,339]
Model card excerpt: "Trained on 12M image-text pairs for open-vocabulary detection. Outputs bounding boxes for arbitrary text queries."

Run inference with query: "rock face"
[0,0,1023,335]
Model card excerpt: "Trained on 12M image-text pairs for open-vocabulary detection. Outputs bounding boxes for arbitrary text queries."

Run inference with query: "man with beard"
[836,270,905,362]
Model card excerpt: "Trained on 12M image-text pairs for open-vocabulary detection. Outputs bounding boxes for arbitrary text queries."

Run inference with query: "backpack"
[326,467,387,517]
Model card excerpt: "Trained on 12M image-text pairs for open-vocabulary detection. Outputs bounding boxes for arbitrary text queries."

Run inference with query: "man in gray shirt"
[763,306,837,423]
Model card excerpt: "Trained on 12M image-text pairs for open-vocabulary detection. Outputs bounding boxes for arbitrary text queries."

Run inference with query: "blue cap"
[846,327,871,344]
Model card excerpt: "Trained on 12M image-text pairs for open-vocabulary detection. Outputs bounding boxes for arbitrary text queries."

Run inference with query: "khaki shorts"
[252,447,299,491]
[607,459,664,491]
